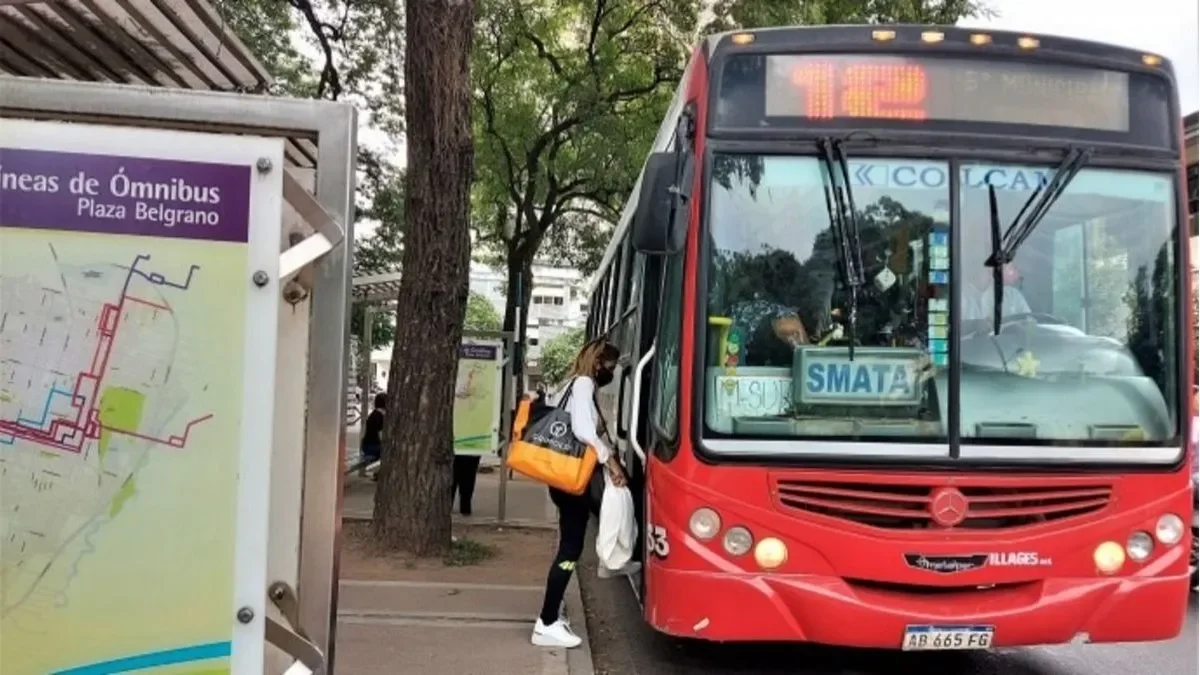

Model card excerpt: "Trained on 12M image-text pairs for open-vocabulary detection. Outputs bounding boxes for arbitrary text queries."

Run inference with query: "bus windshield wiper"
[986,184,1004,335]
[984,146,1090,334]
[817,138,866,359]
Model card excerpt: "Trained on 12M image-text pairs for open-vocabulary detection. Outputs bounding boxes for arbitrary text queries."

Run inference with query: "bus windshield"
[703,153,1181,452]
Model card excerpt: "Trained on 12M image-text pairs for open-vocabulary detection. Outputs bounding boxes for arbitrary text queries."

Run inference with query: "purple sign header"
[0,147,251,243]
[460,344,499,360]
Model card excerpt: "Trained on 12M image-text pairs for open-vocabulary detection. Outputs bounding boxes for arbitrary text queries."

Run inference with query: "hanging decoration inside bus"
[796,347,925,406]
[759,54,1130,131]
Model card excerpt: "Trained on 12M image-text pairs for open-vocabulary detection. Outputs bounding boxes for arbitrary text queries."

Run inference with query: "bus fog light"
[1155,514,1184,545]
[1093,541,1126,574]
[754,537,788,570]
[689,508,721,541]
[723,527,753,556]
[1126,531,1154,562]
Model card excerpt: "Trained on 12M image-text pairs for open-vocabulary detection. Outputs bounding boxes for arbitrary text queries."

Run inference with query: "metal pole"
[360,304,374,425]
[498,333,515,522]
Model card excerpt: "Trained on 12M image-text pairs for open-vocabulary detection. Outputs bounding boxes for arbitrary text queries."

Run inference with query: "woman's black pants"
[538,482,600,624]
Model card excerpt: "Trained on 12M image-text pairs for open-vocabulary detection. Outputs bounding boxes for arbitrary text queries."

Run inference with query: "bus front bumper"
[646,567,1189,648]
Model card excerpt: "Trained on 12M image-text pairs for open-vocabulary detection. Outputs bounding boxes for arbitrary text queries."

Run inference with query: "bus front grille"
[772,478,1112,530]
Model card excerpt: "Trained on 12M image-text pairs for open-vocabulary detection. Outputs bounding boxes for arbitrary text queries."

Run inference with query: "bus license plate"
[902,625,994,651]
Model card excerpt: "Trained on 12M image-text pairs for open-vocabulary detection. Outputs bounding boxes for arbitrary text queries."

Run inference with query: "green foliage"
[443,538,495,566]
[219,0,404,125]
[350,149,407,349]
[471,0,700,327]
[465,292,503,332]
[214,0,317,95]
[538,327,586,385]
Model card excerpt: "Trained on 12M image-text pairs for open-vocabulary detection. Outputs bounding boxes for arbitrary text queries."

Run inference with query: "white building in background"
[369,261,589,391]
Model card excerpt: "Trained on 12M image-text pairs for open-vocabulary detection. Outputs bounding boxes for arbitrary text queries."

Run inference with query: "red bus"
[586,25,1195,651]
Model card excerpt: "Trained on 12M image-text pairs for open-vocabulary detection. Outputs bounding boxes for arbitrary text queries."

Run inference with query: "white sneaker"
[531,618,582,648]
[597,561,642,579]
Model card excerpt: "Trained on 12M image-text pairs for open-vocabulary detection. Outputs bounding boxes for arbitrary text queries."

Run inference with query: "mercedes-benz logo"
[548,421,568,437]
[929,487,969,527]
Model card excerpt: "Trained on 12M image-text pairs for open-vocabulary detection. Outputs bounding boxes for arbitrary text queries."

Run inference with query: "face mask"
[595,368,614,387]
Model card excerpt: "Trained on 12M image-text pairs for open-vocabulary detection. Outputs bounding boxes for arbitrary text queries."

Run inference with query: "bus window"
[958,164,1178,443]
[704,154,949,439]
[609,244,625,322]
[1051,223,1087,329]
[615,236,633,318]
[652,249,685,443]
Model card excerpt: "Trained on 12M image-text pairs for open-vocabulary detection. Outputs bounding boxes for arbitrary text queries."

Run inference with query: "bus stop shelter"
[2,2,349,673]
[350,272,522,521]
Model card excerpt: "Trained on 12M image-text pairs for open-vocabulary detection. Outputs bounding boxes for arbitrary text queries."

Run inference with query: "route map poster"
[0,120,282,675]
[453,342,503,456]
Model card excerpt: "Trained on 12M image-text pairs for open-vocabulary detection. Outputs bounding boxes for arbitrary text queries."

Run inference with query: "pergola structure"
[2,2,350,673]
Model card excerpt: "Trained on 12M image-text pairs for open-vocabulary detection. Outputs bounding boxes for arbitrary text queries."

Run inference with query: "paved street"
[578,550,1199,675]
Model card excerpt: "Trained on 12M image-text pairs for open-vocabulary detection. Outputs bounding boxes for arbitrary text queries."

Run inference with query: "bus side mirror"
[632,152,692,255]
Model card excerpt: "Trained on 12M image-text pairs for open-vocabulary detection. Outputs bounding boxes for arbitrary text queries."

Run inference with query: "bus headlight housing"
[1126,531,1154,562]
[689,508,721,541]
[1094,541,1126,574]
[723,527,753,556]
[1155,514,1184,546]
[754,537,788,570]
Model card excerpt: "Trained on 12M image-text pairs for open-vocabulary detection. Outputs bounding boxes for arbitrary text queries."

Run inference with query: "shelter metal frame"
[1,74,357,674]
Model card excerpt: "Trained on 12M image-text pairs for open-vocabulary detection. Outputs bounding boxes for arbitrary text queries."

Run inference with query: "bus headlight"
[1126,531,1154,562]
[689,508,721,541]
[1094,541,1126,574]
[723,527,753,556]
[1155,514,1185,545]
[754,537,788,570]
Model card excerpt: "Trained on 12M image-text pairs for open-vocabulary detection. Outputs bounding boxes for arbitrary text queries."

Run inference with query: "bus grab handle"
[629,344,655,465]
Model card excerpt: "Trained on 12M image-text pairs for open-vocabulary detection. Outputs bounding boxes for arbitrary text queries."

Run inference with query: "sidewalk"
[337,462,590,675]
[335,577,590,675]
[343,461,558,529]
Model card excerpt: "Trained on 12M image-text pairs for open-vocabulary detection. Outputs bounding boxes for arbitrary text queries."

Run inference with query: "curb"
[564,576,596,675]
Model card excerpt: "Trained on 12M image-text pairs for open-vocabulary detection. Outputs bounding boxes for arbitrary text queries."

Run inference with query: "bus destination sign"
[757,54,1131,132]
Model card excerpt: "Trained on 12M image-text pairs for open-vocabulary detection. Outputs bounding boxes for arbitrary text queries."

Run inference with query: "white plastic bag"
[596,471,636,572]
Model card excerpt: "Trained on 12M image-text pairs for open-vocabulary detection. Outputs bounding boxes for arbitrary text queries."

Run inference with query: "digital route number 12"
[789,63,930,120]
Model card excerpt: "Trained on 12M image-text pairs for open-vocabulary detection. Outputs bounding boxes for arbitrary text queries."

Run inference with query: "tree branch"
[609,1,662,44]
[479,84,525,220]
[286,0,342,99]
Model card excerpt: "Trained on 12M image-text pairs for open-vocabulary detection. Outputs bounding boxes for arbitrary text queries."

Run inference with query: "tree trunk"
[501,249,534,390]
[374,0,476,556]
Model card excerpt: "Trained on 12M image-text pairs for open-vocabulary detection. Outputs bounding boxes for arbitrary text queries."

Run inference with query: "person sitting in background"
[962,259,1031,324]
[359,392,386,480]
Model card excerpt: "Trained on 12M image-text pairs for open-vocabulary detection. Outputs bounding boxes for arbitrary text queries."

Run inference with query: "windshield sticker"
[754,157,1172,202]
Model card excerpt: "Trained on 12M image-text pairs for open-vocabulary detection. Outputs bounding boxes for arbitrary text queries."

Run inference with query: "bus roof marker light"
[872,30,896,41]
[730,32,754,45]
[921,31,944,43]
[1142,54,1162,66]
[969,33,992,45]
[1017,36,1040,49]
